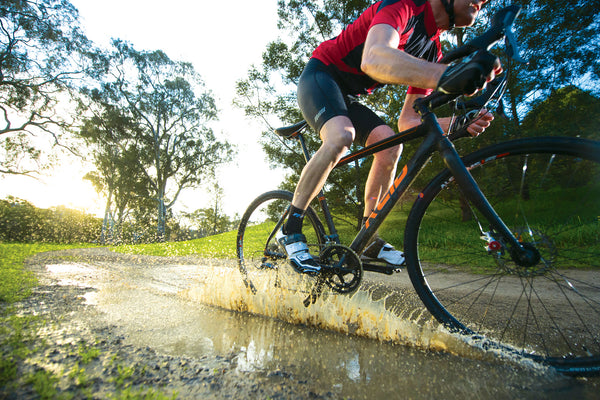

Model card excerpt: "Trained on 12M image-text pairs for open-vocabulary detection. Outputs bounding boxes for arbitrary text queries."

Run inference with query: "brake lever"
[456,77,505,110]
[505,26,527,64]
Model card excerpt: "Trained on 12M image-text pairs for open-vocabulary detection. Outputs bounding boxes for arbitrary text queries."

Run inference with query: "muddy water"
[46,258,598,399]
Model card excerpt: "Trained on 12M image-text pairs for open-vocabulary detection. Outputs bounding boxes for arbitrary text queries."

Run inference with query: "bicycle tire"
[236,190,326,294]
[404,136,600,375]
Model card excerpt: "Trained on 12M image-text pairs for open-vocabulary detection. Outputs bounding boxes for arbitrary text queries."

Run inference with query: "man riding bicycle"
[278,0,502,273]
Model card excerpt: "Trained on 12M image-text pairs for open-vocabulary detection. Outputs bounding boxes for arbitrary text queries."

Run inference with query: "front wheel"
[236,190,326,294]
[404,137,600,375]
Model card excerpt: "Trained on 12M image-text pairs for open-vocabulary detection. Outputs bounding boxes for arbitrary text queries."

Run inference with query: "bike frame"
[299,91,528,262]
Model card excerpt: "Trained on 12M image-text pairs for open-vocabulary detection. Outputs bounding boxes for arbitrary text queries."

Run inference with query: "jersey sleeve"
[370,1,410,32]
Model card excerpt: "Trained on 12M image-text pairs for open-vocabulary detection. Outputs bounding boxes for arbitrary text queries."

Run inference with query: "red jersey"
[311,0,442,95]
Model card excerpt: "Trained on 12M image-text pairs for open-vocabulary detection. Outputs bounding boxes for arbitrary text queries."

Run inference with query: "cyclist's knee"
[321,116,355,150]
[368,125,403,164]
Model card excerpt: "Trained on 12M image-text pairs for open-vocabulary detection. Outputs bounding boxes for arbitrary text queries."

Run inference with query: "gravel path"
[0,248,336,399]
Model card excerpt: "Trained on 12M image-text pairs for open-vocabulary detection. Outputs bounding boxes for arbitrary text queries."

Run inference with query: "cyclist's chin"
[455,15,477,27]
[455,9,478,27]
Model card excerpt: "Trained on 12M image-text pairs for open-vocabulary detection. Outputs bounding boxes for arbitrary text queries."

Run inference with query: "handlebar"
[440,5,524,65]
[415,5,525,115]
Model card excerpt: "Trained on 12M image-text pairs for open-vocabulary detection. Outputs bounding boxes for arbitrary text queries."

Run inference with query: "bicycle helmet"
[440,0,456,29]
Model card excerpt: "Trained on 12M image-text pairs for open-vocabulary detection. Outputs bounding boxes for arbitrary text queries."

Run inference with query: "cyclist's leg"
[363,124,403,214]
[347,100,403,217]
[280,59,354,271]
[349,102,404,265]
[291,116,355,212]
[292,59,354,222]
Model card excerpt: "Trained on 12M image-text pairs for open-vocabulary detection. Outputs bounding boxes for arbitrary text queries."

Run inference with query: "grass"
[112,230,239,259]
[0,243,96,303]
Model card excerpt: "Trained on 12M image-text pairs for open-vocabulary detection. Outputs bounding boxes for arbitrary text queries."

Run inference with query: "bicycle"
[236,5,600,376]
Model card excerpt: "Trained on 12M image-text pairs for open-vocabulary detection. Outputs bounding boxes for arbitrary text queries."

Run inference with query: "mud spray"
[182,265,544,372]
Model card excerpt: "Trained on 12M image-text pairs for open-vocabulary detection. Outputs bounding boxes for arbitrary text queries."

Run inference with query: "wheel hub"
[494,228,556,277]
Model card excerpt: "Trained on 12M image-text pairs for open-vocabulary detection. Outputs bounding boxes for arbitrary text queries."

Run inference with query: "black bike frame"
[316,98,528,259]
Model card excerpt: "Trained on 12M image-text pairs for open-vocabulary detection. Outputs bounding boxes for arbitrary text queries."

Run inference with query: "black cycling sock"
[284,205,306,235]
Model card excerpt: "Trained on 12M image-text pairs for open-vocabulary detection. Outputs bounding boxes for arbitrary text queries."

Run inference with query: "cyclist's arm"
[361,24,446,89]
[399,93,494,137]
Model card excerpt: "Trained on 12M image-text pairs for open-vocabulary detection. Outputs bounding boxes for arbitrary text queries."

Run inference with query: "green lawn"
[0,243,97,303]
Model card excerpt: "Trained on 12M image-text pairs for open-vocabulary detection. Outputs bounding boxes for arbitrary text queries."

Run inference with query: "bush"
[0,197,102,243]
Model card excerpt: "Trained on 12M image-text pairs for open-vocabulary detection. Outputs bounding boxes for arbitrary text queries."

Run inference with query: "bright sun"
[1,162,105,217]
[44,170,104,216]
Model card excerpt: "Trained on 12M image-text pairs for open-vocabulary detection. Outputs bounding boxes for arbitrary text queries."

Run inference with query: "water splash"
[181,266,492,361]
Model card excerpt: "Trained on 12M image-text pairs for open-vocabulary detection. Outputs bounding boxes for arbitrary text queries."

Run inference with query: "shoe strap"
[282,233,307,245]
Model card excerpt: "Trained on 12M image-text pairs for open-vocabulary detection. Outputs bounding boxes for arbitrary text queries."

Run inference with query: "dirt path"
[1,248,338,399]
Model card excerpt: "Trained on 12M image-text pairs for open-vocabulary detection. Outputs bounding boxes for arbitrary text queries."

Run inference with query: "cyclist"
[278,0,502,273]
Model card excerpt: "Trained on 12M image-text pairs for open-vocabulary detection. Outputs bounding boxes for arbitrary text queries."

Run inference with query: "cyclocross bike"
[236,5,600,376]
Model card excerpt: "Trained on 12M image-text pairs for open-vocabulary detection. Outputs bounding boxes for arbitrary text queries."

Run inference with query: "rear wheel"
[236,190,326,294]
[404,137,600,375]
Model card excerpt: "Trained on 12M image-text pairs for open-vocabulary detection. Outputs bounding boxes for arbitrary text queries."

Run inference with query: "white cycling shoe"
[363,238,406,266]
[276,228,322,274]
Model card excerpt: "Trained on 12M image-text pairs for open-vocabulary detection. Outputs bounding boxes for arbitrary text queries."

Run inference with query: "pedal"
[360,257,403,275]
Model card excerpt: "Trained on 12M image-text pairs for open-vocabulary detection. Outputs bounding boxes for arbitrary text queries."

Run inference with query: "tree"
[80,40,234,241]
[0,0,91,175]
[79,98,152,244]
[181,182,233,237]
[520,86,600,139]
[477,0,600,130]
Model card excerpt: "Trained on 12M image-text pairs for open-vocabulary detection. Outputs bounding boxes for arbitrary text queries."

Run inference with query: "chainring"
[319,244,363,294]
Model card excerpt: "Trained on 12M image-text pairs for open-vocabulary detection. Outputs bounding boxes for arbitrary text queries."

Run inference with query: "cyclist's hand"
[437,51,502,96]
[466,109,494,137]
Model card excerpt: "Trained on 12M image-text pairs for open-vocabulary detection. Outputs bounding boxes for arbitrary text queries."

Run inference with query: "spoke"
[515,154,534,237]
[518,275,553,356]
[470,274,504,332]
[547,271,600,307]
[500,278,527,343]
[545,270,600,352]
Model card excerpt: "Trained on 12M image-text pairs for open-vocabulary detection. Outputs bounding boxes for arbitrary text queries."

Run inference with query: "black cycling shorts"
[297,58,387,147]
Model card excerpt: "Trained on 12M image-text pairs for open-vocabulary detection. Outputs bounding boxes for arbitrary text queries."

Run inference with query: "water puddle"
[45,261,597,399]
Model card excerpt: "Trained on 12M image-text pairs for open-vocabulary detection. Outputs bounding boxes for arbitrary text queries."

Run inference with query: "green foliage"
[78,343,101,364]
[0,0,92,175]
[476,0,600,127]
[0,313,41,384]
[512,0,600,95]
[0,197,102,243]
[520,86,600,139]
[26,369,60,399]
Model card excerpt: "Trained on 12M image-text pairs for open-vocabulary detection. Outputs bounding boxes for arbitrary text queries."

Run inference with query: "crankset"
[319,244,363,294]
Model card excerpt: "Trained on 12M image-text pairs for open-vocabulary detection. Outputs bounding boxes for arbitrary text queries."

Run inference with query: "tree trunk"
[100,189,114,245]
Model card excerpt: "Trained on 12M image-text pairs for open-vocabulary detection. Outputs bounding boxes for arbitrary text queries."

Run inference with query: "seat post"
[297,133,312,163]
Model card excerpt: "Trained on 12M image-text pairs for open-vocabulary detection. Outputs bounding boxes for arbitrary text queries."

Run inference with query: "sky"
[0,0,285,218]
